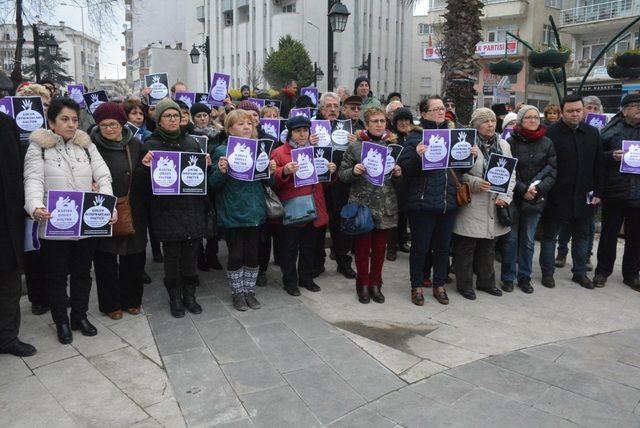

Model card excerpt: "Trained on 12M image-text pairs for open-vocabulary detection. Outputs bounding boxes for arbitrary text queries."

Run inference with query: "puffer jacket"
[508,126,557,214]
[209,139,268,229]
[453,135,515,239]
[24,128,113,240]
[600,114,640,202]
[397,125,465,214]
[338,131,399,230]
[142,130,208,241]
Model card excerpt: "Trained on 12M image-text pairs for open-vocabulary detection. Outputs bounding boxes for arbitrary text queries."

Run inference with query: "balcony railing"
[430,0,522,11]
[560,0,640,26]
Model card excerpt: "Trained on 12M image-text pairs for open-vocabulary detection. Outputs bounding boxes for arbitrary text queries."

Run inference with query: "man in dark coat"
[593,94,640,289]
[539,95,603,290]
[0,112,37,357]
[277,79,298,119]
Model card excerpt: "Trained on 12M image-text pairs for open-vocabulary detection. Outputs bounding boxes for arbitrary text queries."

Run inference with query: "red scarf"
[282,88,297,98]
[356,129,395,142]
[513,124,547,141]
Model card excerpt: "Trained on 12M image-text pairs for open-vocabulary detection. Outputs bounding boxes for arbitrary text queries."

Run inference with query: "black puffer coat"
[92,127,149,254]
[600,114,640,202]
[142,130,208,242]
[544,120,603,220]
[507,127,557,214]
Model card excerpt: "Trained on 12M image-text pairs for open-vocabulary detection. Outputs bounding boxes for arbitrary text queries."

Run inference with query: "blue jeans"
[408,210,456,288]
[557,218,596,257]
[501,211,541,283]
[539,216,592,277]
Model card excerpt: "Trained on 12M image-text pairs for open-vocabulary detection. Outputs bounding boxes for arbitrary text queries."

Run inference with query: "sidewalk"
[2,240,640,427]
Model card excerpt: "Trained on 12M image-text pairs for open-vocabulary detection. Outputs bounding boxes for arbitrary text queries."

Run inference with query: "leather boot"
[56,323,73,344]
[166,279,185,318]
[356,285,370,304]
[182,276,202,314]
[370,285,385,303]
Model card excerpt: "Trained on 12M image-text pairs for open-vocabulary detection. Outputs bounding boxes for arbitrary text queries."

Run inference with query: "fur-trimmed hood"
[29,128,92,149]
[355,129,398,144]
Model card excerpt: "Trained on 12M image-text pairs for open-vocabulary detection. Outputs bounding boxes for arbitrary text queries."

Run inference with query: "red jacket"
[270,143,329,228]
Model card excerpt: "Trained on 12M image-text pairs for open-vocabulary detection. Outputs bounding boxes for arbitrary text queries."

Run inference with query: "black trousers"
[162,239,199,287]
[278,222,319,287]
[596,200,640,280]
[94,251,146,313]
[0,269,22,348]
[315,225,327,271]
[41,239,98,325]
[24,250,49,306]
[454,235,497,292]
[225,227,261,271]
[259,224,280,274]
[325,182,352,265]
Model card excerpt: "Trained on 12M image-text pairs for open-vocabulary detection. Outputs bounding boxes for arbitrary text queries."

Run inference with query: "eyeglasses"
[522,116,540,121]
[346,104,361,111]
[444,103,455,108]
[368,119,386,124]
[428,106,446,112]
[161,114,180,120]
[99,122,121,130]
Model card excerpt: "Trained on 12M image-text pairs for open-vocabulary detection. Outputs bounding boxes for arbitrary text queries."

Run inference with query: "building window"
[421,77,432,87]
[224,11,233,26]
[581,34,630,66]
[378,17,381,30]
[542,24,553,46]
[386,18,389,31]
[544,0,562,8]
[418,23,432,35]
[282,3,296,13]
[486,24,518,43]
[4,33,10,41]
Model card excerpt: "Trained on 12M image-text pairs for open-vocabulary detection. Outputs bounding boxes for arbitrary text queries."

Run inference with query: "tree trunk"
[11,0,24,92]
[441,0,484,125]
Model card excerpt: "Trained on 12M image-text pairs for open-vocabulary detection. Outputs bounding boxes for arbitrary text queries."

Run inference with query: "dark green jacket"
[208,142,268,228]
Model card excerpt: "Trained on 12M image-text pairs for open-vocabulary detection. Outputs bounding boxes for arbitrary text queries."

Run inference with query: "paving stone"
[241,385,321,428]
[534,386,640,427]
[20,324,79,370]
[0,354,32,386]
[408,373,477,406]
[144,397,186,428]
[327,407,396,428]
[555,346,640,390]
[109,315,156,350]
[279,307,339,341]
[370,387,475,428]
[196,317,262,364]
[399,359,448,383]
[232,306,290,328]
[210,419,255,428]
[0,375,78,428]
[221,357,286,395]
[307,336,406,401]
[91,346,172,408]
[404,335,486,368]
[284,364,366,424]
[70,314,129,358]
[148,314,205,357]
[189,296,232,323]
[487,351,640,412]
[341,329,422,375]
[446,359,550,405]
[521,343,567,361]
[130,418,162,428]
[140,344,164,367]
[163,347,246,427]
[34,355,148,426]
[247,322,323,373]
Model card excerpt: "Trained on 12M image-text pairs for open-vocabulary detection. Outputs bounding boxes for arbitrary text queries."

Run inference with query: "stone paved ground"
[3,238,640,427]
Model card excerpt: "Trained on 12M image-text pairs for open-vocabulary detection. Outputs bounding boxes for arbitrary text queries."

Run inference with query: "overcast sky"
[49,0,428,81]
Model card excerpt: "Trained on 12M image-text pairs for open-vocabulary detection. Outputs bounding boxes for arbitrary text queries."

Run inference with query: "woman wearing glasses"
[141,98,211,318]
[91,103,149,320]
[500,105,556,293]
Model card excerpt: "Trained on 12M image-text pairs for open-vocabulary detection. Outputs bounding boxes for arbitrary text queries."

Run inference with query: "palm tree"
[405,0,484,124]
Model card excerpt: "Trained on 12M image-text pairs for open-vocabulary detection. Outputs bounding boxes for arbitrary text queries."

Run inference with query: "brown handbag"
[113,146,136,237]
[449,169,471,206]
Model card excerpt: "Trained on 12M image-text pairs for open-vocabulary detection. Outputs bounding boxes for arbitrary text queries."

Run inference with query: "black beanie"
[190,102,211,117]
[354,76,370,94]
[392,107,414,129]
[295,95,315,109]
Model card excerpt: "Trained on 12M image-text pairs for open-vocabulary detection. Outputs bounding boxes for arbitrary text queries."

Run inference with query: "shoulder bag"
[449,169,471,206]
[282,186,317,226]
[264,184,284,219]
[113,145,136,237]
[340,203,374,235]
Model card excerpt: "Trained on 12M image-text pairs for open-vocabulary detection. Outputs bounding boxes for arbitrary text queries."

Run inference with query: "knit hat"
[295,95,315,109]
[93,102,127,126]
[387,92,402,104]
[285,115,311,132]
[503,112,518,128]
[516,105,540,125]
[621,93,640,107]
[392,107,413,129]
[491,103,508,118]
[190,102,211,117]
[470,108,497,129]
[237,100,260,114]
[155,98,181,123]
[354,76,370,94]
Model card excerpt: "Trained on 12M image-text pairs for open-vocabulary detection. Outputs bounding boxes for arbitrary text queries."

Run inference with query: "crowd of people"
[0,75,638,359]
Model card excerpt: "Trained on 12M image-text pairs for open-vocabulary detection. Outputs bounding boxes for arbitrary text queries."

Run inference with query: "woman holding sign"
[271,115,335,297]
[209,110,276,311]
[452,108,516,301]
[141,98,211,319]
[24,98,115,344]
[339,107,402,304]
[90,102,149,320]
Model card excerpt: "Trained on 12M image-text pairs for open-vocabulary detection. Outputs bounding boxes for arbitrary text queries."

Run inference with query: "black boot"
[197,246,210,272]
[337,260,356,279]
[182,276,202,314]
[166,280,185,318]
[70,317,98,336]
[56,323,73,344]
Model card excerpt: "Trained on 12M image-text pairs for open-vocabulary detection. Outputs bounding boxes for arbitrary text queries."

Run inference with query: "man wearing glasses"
[342,95,366,132]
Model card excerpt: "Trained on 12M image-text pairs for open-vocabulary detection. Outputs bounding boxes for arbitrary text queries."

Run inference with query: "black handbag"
[497,203,517,227]
[340,203,374,235]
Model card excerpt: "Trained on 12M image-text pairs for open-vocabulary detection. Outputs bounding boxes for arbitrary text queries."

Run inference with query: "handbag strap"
[449,169,463,190]
[124,144,133,197]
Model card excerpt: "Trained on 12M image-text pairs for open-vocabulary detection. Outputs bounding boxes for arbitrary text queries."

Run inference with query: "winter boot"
[165,279,185,318]
[227,268,247,311]
[243,267,261,309]
[182,276,202,314]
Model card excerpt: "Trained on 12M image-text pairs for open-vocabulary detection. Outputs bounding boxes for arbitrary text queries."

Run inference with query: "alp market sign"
[424,41,518,61]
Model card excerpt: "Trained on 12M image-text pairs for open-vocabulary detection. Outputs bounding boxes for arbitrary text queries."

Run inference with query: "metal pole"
[32,24,41,82]
[80,6,87,86]
[314,62,318,87]
[367,52,371,83]
[327,0,334,92]
[205,36,212,91]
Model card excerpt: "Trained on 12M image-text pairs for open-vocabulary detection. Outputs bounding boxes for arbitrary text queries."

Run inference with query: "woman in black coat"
[91,102,149,319]
[500,106,557,293]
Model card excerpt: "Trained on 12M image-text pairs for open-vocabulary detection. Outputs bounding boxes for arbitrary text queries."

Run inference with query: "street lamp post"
[190,36,211,91]
[327,0,350,92]
[358,53,371,83]
[313,62,324,87]
[31,24,59,82]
